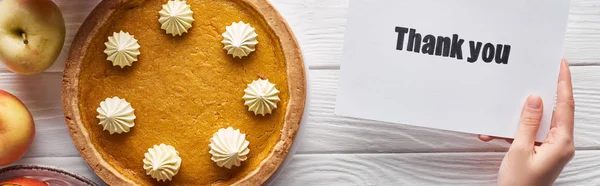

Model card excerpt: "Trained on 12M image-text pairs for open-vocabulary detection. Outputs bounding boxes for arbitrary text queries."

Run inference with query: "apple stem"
[22,33,28,44]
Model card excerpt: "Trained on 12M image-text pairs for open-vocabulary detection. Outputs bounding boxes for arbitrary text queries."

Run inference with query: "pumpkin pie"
[61,0,305,185]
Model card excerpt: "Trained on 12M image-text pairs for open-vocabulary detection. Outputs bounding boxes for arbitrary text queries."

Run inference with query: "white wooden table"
[2,0,600,185]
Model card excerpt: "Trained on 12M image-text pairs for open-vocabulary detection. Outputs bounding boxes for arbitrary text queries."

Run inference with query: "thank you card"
[335,0,571,141]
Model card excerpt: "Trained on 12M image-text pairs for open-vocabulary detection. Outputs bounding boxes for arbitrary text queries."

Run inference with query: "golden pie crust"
[62,0,305,185]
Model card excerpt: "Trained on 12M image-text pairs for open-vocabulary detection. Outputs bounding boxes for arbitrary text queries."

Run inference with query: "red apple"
[0,177,48,186]
[0,0,66,75]
[0,90,35,166]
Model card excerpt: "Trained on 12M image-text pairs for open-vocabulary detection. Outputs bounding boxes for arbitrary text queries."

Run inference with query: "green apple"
[0,0,66,75]
[0,90,35,166]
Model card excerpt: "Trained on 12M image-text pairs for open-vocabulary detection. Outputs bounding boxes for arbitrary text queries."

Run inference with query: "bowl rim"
[0,164,99,186]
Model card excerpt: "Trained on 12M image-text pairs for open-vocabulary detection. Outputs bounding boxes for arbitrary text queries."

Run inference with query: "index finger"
[553,59,575,137]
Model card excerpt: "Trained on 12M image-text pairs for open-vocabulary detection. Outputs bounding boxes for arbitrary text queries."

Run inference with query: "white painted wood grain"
[271,151,600,186]
[1,66,599,159]
[6,150,600,186]
[564,0,600,65]
[269,0,350,69]
[2,157,105,186]
[0,0,598,185]
[0,0,599,73]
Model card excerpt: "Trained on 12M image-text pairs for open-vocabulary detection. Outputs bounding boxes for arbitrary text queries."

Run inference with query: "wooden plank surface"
[5,150,600,186]
[272,151,600,186]
[564,0,600,65]
[1,0,600,73]
[1,66,599,159]
[1,0,600,185]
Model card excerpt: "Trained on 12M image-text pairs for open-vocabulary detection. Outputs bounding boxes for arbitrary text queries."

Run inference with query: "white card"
[335,0,571,142]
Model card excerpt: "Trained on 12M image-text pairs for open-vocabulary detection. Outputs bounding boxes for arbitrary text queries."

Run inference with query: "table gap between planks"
[1,0,600,185]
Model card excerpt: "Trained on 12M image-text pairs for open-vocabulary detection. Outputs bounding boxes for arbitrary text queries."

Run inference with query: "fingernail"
[527,95,542,109]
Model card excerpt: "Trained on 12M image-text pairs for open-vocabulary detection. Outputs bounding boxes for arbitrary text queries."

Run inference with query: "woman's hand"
[478,59,575,186]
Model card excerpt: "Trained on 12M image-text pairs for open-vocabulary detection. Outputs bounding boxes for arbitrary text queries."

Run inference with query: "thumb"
[513,95,543,150]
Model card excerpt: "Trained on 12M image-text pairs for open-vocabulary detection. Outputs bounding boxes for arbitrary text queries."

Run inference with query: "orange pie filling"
[77,0,289,185]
